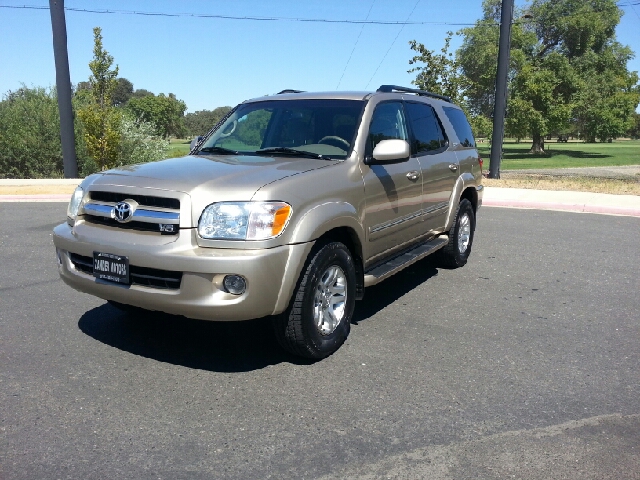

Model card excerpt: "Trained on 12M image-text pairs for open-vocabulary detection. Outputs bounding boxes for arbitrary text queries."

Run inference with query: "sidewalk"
[482,187,640,217]
[0,179,639,217]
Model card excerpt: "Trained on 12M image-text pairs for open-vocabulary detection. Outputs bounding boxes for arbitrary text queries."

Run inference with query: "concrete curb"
[0,194,70,202]
[0,179,82,186]
[482,199,640,217]
[481,187,640,218]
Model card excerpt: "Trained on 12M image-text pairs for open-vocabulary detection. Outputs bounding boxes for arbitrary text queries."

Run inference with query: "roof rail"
[377,85,452,103]
[277,89,305,94]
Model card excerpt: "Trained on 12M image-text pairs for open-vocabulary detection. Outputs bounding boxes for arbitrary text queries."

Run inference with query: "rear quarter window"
[442,107,476,148]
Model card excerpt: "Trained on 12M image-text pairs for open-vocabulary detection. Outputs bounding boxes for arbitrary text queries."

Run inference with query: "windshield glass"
[198,99,365,160]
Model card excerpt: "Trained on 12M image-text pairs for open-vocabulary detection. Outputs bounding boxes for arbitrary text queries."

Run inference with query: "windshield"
[197,99,365,160]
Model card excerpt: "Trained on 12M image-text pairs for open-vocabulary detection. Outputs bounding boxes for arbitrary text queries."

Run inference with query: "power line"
[0,4,480,26]
[364,0,422,89]
[336,0,377,89]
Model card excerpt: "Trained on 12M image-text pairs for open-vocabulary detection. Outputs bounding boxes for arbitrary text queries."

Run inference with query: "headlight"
[198,202,292,240]
[66,186,84,226]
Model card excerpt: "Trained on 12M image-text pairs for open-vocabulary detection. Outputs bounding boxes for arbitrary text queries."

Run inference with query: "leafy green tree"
[112,77,134,107]
[457,0,537,119]
[408,33,465,105]
[0,87,63,177]
[419,0,639,153]
[571,45,639,142]
[126,93,187,138]
[469,114,493,140]
[131,88,154,99]
[0,86,92,178]
[184,107,232,137]
[627,113,640,139]
[76,27,122,169]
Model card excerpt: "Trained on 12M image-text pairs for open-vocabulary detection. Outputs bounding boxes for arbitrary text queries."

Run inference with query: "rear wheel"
[272,242,356,359]
[437,198,475,268]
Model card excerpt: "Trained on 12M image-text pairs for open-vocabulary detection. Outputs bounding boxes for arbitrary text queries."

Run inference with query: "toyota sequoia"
[53,85,484,359]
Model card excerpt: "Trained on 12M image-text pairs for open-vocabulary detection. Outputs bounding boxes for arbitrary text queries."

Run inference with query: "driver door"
[361,101,424,263]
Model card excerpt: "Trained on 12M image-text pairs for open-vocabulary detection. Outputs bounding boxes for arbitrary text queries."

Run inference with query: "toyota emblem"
[112,201,136,223]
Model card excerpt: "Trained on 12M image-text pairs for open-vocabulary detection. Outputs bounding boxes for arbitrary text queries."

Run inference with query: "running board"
[363,235,448,287]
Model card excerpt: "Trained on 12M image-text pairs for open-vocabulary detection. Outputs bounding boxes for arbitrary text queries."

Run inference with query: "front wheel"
[437,198,476,268]
[272,242,356,359]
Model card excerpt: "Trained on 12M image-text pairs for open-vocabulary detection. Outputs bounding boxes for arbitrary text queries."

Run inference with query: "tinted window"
[442,107,476,148]
[405,102,447,154]
[367,102,409,153]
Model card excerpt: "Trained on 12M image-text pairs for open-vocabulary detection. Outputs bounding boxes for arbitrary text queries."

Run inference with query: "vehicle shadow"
[352,256,439,324]
[78,257,440,372]
[78,305,306,372]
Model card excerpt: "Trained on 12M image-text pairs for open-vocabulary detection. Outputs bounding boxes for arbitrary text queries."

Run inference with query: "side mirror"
[190,136,203,151]
[368,139,410,164]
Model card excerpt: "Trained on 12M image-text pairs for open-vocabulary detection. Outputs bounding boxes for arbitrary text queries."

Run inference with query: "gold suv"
[53,85,483,359]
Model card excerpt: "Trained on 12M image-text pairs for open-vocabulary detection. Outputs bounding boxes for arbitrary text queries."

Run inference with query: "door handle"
[449,164,459,172]
[406,171,420,181]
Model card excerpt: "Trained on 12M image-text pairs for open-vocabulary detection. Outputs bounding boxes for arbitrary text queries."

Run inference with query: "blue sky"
[1,0,639,113]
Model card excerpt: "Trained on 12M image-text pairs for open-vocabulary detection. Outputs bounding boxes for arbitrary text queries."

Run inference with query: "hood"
[89,154,334,201]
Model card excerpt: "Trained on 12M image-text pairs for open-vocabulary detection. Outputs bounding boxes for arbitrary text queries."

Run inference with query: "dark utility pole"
[49,0,78,178]
[488,0,514,179]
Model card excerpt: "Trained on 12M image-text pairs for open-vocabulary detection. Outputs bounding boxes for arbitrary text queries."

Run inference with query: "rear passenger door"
[404,101,459,232]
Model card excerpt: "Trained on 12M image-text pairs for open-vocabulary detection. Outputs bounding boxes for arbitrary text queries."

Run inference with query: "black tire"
[272,242,356,359]
[437,198,476,269]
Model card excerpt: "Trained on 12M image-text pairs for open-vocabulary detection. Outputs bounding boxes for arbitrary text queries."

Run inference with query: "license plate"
[93,252,130,284]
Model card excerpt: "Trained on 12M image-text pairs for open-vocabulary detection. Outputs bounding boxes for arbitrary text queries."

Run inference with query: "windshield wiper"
[255,147,332,160]
[198,146,239,155]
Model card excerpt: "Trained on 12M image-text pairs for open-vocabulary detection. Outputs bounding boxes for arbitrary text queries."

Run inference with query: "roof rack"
[377,85,451,103]
[277,89,305,94]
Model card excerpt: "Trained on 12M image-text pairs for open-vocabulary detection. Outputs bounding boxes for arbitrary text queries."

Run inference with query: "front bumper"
[52,222,313,321]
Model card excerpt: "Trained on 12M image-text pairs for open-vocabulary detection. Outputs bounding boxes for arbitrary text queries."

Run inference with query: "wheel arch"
[313,226,365,301]
[444,173,479,231]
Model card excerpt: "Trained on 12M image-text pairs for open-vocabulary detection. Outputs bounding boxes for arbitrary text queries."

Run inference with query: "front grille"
[69,253,183,290]
[90,191,180,210]
[84,215,178,234]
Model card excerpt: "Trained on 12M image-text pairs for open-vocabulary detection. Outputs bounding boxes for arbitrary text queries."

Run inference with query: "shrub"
[118,115,169,166]
[0,87,63,178]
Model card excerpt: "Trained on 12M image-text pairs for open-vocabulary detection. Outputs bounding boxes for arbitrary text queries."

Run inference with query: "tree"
[131,88,154,99]
[76,27,122,169]
[408,33,466,105]
[184,107,232,137]
[419,0,640,153]
[112,77,134,107]
[571,45,639,142]
[126,93,187,138]
[0,87,63,177]
[627,113,640,139]
[0,86,94,178]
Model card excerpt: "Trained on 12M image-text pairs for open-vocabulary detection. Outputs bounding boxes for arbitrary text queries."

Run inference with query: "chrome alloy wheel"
[313,265,347,335]
[457,213,471,254]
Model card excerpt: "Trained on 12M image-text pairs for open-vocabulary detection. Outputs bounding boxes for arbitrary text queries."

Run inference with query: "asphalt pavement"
[1,203,639,479]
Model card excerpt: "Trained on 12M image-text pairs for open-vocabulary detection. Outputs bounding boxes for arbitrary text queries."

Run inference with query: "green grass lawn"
[168,139,191,157]
[477,139,640,170]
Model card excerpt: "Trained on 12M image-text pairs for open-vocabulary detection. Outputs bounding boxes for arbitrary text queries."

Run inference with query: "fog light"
[55,248,63,267]
[223,275,246,295]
